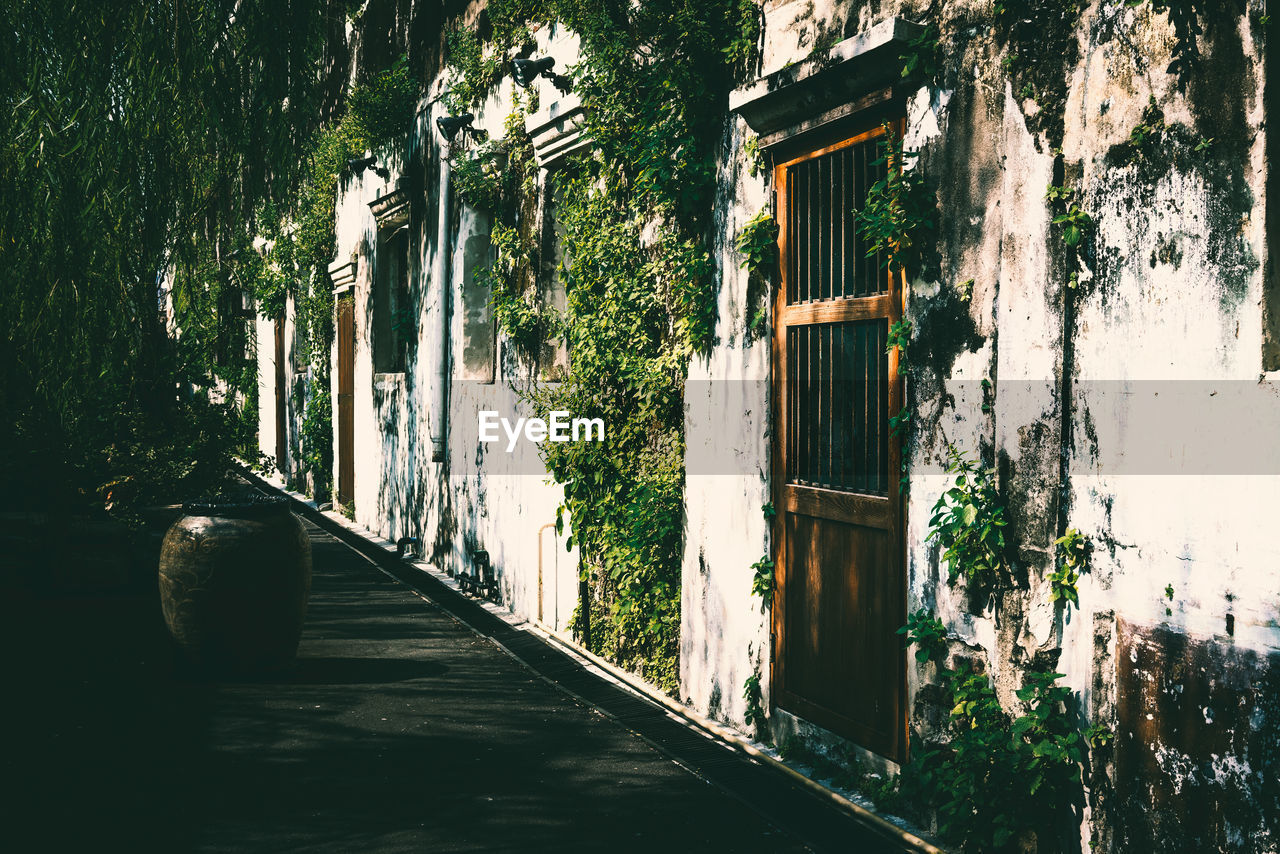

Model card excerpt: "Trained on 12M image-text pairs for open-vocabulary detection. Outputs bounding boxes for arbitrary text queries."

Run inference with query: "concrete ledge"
[525,93,592,169]
[328,255,358,294]
[730,17,922,149]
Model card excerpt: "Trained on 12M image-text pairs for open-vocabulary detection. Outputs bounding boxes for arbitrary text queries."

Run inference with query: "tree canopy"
[0,0,346,508]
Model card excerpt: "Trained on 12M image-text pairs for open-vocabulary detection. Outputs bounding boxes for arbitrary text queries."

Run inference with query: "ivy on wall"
[443,0,761,692]
[890,461,1094,852]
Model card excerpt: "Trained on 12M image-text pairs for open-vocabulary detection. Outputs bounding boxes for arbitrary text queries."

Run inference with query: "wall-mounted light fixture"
[434,112,487,146]
[346,154,390,179]
[511,56,572,94]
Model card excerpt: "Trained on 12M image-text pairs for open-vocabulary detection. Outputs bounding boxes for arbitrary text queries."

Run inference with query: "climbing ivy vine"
[928,445,1010,589]
[856,125,937,282]
[443,0,761,692]
[1049,525,1088,608]
[900,647,1087,852]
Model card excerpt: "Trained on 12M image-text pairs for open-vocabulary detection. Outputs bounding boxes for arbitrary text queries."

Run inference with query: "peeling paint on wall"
[1114,619,1280,851]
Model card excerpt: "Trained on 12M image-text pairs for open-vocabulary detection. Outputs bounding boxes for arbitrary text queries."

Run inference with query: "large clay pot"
[159,497,311,671]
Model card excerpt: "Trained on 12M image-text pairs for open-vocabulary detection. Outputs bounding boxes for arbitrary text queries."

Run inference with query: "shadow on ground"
[2,524,818,854]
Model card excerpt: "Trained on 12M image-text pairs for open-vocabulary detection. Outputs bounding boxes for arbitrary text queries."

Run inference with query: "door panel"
[772,122,906,761]
[336,293,355,509]
[782,512,898,749]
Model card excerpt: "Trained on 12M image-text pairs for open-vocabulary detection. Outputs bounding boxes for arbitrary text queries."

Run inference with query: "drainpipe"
[537,522,557,625]
[428,138,451,463]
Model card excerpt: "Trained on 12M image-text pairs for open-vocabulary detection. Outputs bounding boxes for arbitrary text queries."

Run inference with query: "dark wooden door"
[771,122,907,761]
[274,316,287,472]
[336,293,355,509]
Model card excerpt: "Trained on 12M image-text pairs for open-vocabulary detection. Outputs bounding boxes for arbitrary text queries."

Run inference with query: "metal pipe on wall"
[536,522,557,626]
[428,138,451,463]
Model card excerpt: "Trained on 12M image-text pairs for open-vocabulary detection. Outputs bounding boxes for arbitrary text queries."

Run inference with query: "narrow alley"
[3,508,917,853]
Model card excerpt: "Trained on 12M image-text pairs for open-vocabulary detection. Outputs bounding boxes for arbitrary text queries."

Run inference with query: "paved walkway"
[3,517,915,853]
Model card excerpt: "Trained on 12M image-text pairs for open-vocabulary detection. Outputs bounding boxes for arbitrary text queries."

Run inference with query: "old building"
[257,1,1280,849]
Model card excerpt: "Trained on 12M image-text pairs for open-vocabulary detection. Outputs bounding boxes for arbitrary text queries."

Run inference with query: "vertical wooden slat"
[863,142,874,296]
[792,326,799,483]
[870,321,882,494]
[853,143,865,297]
[876,321,886,493]
[859,321,869,493]
[809,160,821,303]
[862,141,874,297]
[866,142,875,295]
[807,160,816,303]
[783,169,793,306]
[845,147,854,299]
[788,327,797,482]
[823,323,831,485]
[799,163,809,302]
[796,327,803,483]
[808,324,819,483]
[831,325,840,486]
[798,162,808,303]
[875,147,889,292]
[833,148,844,300]
[810,324,819,485]
[819,156,830,302]
[844,322,854,492]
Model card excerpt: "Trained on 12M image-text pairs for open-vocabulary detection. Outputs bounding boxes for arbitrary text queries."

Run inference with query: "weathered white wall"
[315,22,581,634]
[680,109,774,723]
[699,0,1278,845]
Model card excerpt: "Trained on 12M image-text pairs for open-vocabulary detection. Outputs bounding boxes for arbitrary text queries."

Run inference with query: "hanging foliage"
[0,0,344,513]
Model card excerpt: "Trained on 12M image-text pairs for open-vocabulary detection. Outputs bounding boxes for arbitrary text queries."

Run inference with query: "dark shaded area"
[910,288,983,382]
[1114,619,1280,852]
[992,0,1088,152]
[2,507,913,853]
[1259,8,1280,371]
[1094,25,1258,315]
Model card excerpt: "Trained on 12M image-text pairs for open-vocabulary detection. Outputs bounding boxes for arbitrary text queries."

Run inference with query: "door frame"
[769,117,909,762]
[336,292,356,510]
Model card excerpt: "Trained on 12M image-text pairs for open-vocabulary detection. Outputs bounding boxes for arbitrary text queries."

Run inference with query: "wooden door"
[274,316,287,472]
[336,293,355,509]
[771,122,907,761]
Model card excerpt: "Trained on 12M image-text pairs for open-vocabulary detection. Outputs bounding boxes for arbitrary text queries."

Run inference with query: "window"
[372,223,410,374]
[369,186,411,374]
[456,209,496,383]
[539,184,569,381]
